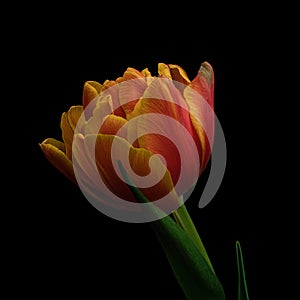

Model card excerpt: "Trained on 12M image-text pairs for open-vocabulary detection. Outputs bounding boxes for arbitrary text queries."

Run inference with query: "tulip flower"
[40,62,214,203]
[40,62,235,300]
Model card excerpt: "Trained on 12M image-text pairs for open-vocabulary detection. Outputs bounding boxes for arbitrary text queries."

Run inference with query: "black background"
[9,3,291,299]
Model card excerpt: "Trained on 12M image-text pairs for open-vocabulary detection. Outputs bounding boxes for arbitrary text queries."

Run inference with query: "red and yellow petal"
[158,63,191,93]
[168,64,191,85]
[91,134,179,208]
[39,138,77,184]
[129,78,202,194]
[184,62,215,172]
[189,61,214,110]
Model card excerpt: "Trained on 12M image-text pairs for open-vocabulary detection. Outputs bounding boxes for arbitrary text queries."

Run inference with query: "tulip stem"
[173,197,214,273]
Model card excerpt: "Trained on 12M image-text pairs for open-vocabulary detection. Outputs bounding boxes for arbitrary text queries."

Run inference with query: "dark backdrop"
[13,4,283,299]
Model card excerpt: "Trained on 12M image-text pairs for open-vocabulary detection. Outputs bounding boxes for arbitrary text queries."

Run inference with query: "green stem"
[172,196,214,273]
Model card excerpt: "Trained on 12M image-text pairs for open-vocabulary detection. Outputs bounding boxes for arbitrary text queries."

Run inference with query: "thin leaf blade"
[236,241,250,300]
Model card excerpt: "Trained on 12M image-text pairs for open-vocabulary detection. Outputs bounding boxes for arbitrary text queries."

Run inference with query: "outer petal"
[60,105,83,159]
[184,62,215,172]
[39,138,77,184]
[42,137,66,152]
[189,62,214,110]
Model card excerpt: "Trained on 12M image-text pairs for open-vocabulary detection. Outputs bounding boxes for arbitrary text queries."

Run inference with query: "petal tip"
[199,62,214,85]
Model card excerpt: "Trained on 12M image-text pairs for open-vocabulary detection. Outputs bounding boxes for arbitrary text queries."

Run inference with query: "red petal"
[131,78,202,195]
[184,62,215,172]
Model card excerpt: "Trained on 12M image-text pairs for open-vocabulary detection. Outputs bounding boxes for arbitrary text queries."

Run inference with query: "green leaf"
[151,212,226,300]
[236,241,250,300]
[173,200,215,272]
[118,161,225,300]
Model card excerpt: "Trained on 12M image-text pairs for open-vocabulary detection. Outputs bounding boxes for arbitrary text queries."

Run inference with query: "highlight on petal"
[39,138,77,184]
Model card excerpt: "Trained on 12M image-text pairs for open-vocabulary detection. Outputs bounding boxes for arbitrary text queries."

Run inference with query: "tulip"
[40,62,215,207]
[39,62,230,300]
